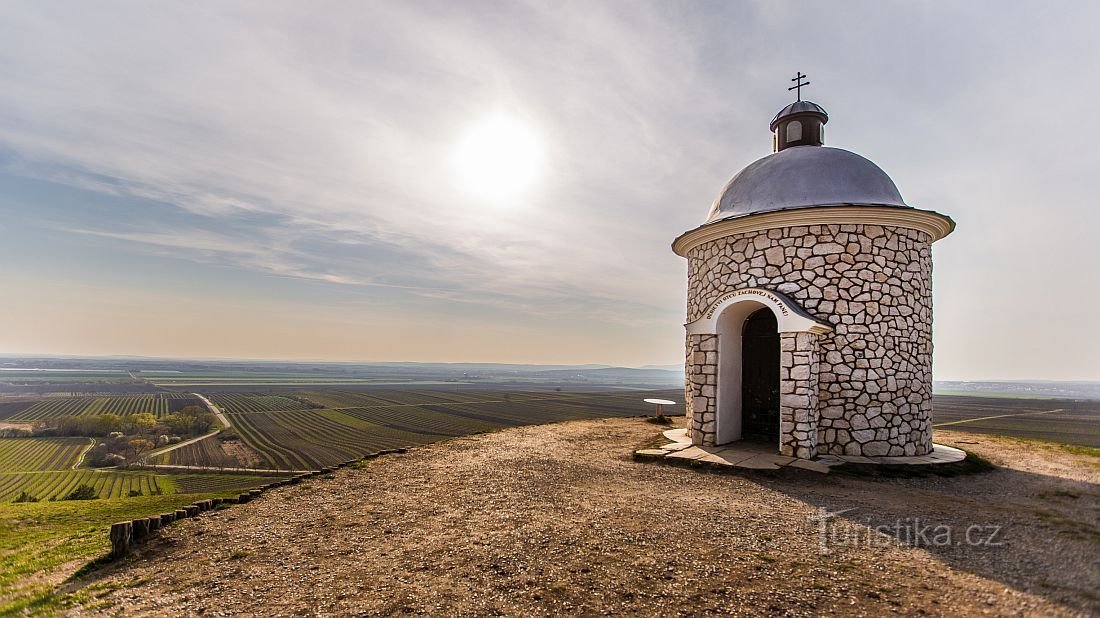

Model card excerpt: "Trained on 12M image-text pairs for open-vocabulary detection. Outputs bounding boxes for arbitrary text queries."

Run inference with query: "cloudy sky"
[0,1,1096,380]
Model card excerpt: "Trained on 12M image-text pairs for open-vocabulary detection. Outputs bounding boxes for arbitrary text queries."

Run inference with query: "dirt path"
[66,418,1099,616]
[190,393,229,429]
[71,437,95,470]
[933,407,1064,428]
[138,393,229,466]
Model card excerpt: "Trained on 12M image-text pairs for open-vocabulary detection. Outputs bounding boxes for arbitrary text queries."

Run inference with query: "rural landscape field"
[1,356,1098,613]
[0,357,688,613]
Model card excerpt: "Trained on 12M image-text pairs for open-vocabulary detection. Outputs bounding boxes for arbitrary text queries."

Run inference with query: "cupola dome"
[769,100,828,151]
[706,146,908,223]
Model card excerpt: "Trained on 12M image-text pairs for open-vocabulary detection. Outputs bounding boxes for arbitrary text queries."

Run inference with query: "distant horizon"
[1,352,1098,385]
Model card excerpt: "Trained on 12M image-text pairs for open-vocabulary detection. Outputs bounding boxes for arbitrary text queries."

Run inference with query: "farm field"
[215,389,681,470]
[0,437,89,472]
[932,395,1100,448]
[0,393,202,421]
[0,469,171,501]
[0,369,130,383]
[0,380,1096,616]
[0,431,277,501]
[152,435,264,469]
[293,388,596,408]
[209,393,314,414]
[0,468,282,503]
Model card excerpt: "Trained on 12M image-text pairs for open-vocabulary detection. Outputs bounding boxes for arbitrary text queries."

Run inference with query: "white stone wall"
[779,332,819,459]
[685,224,934,457]
[685,334,718,445]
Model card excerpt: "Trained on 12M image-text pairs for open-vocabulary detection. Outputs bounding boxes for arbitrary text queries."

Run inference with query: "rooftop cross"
[788,71,810,101]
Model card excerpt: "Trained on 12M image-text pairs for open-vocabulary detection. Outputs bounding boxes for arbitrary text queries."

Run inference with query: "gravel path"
[67,418,1099,616]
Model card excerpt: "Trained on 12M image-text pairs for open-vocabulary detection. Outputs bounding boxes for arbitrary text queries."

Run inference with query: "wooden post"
[238,492,251,503]
[160,512,175,524]
[131,518,150,542]
[147,515,161,532]
[175,509,188,520]
[109,521,132,559]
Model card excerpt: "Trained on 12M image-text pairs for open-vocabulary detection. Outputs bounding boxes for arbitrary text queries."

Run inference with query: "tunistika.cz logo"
[808,507,1005,555]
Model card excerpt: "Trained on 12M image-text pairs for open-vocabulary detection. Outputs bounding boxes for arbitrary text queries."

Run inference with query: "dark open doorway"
[741,308,780,442]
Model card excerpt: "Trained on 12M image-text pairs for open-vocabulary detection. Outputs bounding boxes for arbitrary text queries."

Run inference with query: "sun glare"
[452,114,543,202]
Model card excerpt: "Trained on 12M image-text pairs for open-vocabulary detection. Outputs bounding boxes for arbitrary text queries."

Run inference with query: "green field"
[0,438,89,473]
[0,492,249,614]
[0,470,172,501]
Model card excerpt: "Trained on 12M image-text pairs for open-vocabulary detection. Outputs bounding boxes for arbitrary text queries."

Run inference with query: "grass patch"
[634,426,678,453]
[226,549,251,560]
[644,414,672,425]
[0,491,241,615]
[837,450,995,479]
[1060,444,1100,458]
[959,433,1100,460]
[61,485,97,501]
[12,490,39,503]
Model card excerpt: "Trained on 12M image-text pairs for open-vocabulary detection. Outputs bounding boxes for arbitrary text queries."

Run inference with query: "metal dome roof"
[769,100,828,131]
[706,146,909,223]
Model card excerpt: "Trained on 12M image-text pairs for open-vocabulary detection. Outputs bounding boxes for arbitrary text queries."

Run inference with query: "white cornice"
[672,205,955,257]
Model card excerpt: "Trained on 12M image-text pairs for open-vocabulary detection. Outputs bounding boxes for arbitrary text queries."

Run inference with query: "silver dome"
[706,146,909,223]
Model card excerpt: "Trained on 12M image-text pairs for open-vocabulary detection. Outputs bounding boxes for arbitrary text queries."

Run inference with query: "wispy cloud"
[1,1,1098,374]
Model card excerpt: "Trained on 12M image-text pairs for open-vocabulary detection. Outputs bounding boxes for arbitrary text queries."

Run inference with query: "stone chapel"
[674,88,954,459]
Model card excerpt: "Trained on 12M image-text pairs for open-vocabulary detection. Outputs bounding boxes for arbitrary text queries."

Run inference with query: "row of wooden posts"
[109,447,408,559]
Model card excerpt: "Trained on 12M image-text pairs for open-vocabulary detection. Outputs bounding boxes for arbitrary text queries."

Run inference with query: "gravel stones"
[68,419,1098,616]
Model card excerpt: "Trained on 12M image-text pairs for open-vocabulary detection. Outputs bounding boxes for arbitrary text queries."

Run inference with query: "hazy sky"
[0,1,1097,380]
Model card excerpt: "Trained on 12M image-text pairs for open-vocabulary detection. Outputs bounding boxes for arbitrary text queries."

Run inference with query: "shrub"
[12,491,38,503]
[62,485,98,501]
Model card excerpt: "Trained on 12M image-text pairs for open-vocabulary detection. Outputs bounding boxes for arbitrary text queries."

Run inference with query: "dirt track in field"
[67,418,1099,616]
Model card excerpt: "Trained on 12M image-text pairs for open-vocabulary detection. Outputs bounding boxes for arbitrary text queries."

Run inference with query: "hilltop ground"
[65,417,1098,616]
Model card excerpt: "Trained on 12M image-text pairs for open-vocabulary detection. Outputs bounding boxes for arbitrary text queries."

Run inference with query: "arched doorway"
[687,287,831,449]
[740,309,780,442]
[713,300,782,445]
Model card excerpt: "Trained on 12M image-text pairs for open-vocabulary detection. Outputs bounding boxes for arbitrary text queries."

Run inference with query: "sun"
[452,114,543,202]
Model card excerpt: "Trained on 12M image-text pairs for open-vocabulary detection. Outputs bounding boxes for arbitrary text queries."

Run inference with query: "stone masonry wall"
[685,224,934,456]
[779,332,819,459]
[685,334,718,446]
